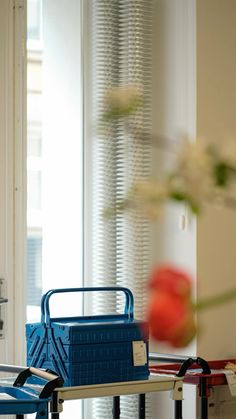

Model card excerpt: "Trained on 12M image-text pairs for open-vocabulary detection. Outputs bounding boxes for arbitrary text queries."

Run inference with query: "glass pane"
[27,2,83,417]
[27,0,42,42]
[26,0,83,346]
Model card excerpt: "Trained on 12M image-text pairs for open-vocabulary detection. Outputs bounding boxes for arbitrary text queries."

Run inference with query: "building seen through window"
[26,0,83,327]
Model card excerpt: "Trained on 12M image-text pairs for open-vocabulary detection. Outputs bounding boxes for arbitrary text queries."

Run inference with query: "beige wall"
[197,0,236,358]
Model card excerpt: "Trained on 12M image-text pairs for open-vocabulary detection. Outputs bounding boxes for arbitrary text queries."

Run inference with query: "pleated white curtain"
[88,1,153,417]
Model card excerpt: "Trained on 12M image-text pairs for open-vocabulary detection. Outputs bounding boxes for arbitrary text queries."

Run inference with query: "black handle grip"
[176,357,211,377]
[13,367,64,398]
[149,353,211,377]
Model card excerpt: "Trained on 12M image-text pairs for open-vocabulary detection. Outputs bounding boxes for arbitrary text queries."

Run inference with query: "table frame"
[50,375,184,419]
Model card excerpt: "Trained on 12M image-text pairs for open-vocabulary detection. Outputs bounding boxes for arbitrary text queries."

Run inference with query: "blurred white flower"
[130,179,170,219]
[116,137,236,218]
[102,85,236,217]
[170,140,217,208]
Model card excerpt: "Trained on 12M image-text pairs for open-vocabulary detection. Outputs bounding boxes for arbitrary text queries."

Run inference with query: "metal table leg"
[199,377,208,419]
[200,397,208,419]
[16,416,24,419]
[174,400,183,419]
[50,391,60,419]
[112,396,120,419]
[139,394,145,419]
[172,380,183,419]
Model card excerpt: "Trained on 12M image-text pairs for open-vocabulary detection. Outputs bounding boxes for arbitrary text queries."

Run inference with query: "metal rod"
[0,364,25,374]
[199,377,209,419]
[200,397,208,419]
[139,394,145,419]
[50,391,60,418]
[174,400,183,419]
[149,352,191,363]
[112,396,120,419]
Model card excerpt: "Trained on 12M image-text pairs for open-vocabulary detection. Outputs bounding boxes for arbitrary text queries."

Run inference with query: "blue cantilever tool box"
[26,287,149,387]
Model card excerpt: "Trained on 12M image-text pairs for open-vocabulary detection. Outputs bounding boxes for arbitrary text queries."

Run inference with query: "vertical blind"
[89,1,153,417]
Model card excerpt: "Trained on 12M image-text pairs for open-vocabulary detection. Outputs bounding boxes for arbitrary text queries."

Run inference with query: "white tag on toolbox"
[224,370,236,397]
[132,340,147,366]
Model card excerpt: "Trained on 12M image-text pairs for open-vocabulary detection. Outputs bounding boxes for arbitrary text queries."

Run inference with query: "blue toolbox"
[26,287,149,387]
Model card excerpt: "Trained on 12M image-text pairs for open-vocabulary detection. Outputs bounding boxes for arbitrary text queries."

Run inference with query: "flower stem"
[195,288,236,311]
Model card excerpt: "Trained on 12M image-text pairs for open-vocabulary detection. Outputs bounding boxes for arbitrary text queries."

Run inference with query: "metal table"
[149,353,236,419]
[50,374,184,419]
[0,365,63,418]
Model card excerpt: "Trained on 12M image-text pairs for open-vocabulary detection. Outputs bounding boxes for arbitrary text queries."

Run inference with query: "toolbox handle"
[13,366,64,399]
[41,286,134,327]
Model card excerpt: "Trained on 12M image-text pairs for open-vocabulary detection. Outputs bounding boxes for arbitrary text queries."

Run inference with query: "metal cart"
[150,353,236,419]
[0,365,63,418]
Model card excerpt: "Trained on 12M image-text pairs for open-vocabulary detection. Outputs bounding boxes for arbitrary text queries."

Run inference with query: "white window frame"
[0,0,15,365]
[14,0,27,365]
[0,0,26,366]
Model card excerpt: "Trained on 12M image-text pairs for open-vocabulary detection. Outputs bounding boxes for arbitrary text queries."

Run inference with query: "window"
[27,1,83,417]
[27,0,83,320]
[0,0,197,417]
[27,0,42,47]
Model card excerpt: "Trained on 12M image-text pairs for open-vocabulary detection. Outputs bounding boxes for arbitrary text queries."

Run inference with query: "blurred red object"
[149,265,192,298]
[147,265,196,347]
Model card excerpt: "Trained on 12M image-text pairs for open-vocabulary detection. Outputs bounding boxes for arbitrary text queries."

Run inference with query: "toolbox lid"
[50,315,143,327]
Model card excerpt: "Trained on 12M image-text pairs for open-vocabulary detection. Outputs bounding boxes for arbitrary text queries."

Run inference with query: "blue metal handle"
[41,287,134,327]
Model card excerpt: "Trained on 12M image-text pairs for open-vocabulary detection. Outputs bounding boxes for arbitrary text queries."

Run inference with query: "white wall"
[151,0,197,354]
[197,0,236,359]
[151,1,197,417]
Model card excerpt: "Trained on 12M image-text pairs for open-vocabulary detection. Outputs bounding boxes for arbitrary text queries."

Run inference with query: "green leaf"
[169,191,186,202]
[102,98,141,121]
[214,162,229,186]
[169,191,200,214]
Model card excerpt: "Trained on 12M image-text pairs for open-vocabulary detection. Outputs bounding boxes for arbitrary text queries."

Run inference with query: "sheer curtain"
[84,1,153,417]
